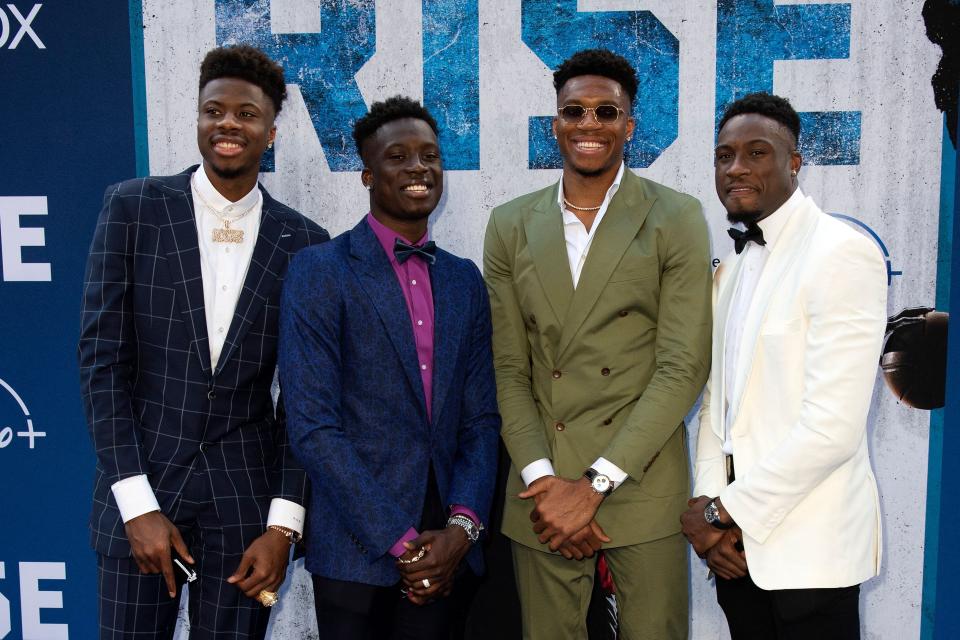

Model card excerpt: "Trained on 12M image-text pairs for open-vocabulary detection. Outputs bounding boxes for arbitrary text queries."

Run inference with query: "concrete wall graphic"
[0,0,953,637]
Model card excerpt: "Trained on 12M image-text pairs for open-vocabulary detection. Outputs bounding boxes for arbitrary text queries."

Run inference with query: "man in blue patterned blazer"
[279,96,500,639]
[78,45,328,639]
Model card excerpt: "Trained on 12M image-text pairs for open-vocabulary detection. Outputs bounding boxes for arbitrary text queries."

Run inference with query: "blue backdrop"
[0,1,137,637]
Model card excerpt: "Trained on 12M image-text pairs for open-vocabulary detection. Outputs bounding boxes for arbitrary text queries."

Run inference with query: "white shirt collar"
[192,164,261,214]
[753,187,805,252]
[557,162,625,221]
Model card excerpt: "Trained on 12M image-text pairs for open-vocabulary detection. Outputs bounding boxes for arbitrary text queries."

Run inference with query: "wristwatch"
[704,499,734,530]
[447,514,483,543]
[583,468,613,497]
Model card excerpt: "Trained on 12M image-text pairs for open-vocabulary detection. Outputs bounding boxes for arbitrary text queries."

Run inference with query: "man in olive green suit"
[484,49,712,639]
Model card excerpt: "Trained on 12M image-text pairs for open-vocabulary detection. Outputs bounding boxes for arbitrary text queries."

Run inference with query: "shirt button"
[555,422,565,432]
[603,418,613,426]
[411,279,417,285]
[225,247,231,253]
[601,367,610,376]
[618,310,629,317]
[421,364,427,370]
[218,327,225,333]
[222,285,228,291]
[529,314,537,325]
[417,320,423,326]
[226,205,234,212]
[552,370,562,379]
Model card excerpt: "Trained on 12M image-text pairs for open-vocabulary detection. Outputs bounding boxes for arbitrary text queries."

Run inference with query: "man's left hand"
[226,528,291,598]
[680,495,727,556]
[397,526,471,605]
[520,476,603,551]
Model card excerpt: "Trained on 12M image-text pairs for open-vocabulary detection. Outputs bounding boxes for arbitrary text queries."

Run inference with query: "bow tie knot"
[728,224,767,255]
[393,238,437,265]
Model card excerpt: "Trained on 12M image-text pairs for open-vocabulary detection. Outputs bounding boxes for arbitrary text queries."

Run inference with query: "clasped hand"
[520,476,605,553]
[395,526,471,605]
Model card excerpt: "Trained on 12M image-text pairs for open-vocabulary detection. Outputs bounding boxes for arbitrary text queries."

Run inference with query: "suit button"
[552,370,562,379]
[555,422,565,431]
[601,367,610,376]
[618,310,629,317]
[199,442,207,452]
[207,389,216,400]
[603,418,612,426]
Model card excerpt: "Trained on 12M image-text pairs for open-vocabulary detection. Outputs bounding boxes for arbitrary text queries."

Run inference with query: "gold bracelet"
[397,546,426,564]
[267,525,301,544]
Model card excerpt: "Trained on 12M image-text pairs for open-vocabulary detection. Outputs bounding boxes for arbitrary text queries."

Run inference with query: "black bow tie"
[393,238,437,265]
[728,224,767,255]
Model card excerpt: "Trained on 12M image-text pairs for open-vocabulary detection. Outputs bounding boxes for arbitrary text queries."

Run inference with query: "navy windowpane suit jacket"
[279,219,501,587]
[79,166,329,557]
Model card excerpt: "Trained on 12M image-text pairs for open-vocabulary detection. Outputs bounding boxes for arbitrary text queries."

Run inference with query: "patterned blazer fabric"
[279,219,501,587]
[79,166,329,557]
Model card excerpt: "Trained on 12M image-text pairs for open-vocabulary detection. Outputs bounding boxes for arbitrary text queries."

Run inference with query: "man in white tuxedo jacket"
[681,93,887,639]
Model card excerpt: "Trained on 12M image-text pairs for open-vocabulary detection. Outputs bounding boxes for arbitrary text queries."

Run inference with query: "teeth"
[576,141,604,149]
[403,184,428,192]
[216,142,241,149]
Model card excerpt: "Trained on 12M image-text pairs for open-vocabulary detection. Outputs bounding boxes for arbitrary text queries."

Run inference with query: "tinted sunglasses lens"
[595,106,620,123]
[560,105,586,122]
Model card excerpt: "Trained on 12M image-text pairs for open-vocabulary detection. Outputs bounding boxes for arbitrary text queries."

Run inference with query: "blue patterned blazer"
[279,218,501,586]
[79,167,329,558]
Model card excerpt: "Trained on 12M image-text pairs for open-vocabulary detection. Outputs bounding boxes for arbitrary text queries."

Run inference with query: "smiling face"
[553,75,635,179]
[196,77,276,192]
[714,113,801,224]
[361,118,443,232]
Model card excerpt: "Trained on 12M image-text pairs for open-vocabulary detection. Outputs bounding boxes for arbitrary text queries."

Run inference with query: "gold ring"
[421,578,430,588]
[256,590,279,607]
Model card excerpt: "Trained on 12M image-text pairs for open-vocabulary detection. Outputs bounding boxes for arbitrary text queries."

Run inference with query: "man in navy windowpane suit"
[78,45,328,639]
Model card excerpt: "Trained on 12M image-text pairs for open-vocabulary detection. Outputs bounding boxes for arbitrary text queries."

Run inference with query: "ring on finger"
[422,578,430,588]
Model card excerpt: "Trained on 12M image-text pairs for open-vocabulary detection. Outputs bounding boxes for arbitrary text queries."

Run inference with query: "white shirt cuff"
[591,458,629,491]
[520,459,555,487]
[111,475,161,523]
[267,498,306,535]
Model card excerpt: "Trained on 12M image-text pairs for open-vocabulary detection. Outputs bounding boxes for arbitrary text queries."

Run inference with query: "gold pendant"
[212,218,244,243]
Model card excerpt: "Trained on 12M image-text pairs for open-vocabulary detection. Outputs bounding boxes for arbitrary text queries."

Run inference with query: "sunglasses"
[557,104,625,125]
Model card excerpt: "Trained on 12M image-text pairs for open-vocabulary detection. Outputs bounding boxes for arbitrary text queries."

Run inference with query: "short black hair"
[352,96,440,159]
[553,49,638,104]
[199,45,287,116]
[718,93,801,146]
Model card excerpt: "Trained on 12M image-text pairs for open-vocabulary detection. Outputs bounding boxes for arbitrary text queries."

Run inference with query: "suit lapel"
[215,190,295,375]
[728,198,819,424]
[349,221,428,418]
[523,185,574,326]
[429,252,463,423]
[555,173,654,361]
[157,171,212,376]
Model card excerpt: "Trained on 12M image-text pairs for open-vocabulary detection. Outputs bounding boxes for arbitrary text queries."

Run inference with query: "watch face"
[592,474,611,494]
[705,502,719,523]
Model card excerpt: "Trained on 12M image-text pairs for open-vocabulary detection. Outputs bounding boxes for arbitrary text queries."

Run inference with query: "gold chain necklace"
[563,197,602,212]
[193,186,259,243]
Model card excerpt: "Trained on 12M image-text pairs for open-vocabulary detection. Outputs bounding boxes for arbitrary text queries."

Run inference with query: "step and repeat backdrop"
[0,1,952,638]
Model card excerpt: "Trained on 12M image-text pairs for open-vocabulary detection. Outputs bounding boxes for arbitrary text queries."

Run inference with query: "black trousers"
[313,465,464,640]
[716,573,861,640]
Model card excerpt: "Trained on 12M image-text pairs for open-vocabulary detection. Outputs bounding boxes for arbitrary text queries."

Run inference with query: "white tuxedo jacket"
[693,194,887,590]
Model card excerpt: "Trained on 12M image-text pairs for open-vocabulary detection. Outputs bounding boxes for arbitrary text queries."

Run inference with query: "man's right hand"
[705,527,747,580]
[124,510,193,597]
[557,520,611,560]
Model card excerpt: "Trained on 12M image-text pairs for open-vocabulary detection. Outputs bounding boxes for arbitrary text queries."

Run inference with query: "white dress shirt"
[110,166,305,536]
[722,187,804,454]
[520,163,629,491]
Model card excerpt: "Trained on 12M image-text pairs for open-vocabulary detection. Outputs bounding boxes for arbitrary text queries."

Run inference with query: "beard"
[207,162,251,181]
[727,210,763,225]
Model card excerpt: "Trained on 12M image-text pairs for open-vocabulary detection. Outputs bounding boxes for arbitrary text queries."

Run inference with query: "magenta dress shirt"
[365,214,480,556]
